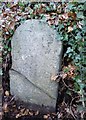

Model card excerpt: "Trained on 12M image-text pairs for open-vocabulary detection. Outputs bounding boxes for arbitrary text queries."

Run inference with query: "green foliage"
[57,2,86,107]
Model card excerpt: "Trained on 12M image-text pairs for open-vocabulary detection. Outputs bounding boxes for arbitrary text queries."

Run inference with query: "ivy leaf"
[82,26,86,33]
[64,34,68,41]
[74,82,80,91]
[66,47,73,54]
[77,105,86,112]
[75,32,82,39]
[67,3,74,10]
[77,12,84,19]
[56,32,63,41]
[58,24,64,31]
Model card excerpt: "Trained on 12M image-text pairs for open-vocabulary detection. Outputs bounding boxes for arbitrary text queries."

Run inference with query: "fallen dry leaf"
[59,13,68,20]
[24,109,29,115]
[29,111,33,116]
[5,90,10,96]
[35,110,39,116]
[44,114,49,119]
[51,75,58,81]
[8,21,15,30]
[62,73,67,79]
[68,26,73,32]
[20,108,25,113]
[16,113,20,118]
[0,112,3,120]
[68,12,76,20]
[3,102,9,112]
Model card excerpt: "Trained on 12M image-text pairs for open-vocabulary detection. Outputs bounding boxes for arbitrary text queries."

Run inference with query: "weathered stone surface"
[10,70,56,108]
[10,20,62,110]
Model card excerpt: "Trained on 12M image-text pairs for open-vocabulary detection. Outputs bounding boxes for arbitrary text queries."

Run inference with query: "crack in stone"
[10,68,56,100]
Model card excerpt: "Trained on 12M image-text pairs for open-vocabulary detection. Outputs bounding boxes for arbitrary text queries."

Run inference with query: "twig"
[70,96,80,120]
[62,78,78,93]
[9,95,16,103]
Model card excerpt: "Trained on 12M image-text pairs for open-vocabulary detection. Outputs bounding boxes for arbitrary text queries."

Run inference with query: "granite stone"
[10,20,62,110]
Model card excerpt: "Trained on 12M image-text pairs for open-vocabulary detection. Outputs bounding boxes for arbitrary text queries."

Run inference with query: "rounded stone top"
[10,19,62,108]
